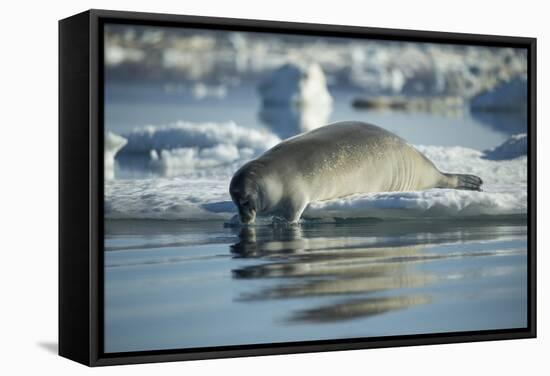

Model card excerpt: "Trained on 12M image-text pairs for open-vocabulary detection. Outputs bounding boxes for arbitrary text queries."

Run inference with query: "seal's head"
[229,166,262,224]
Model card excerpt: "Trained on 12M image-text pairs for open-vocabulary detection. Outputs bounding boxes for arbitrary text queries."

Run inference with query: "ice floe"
[104,132,127,180]
[120,121,280,155]
[483,134,527,161]
[106,136,527,221]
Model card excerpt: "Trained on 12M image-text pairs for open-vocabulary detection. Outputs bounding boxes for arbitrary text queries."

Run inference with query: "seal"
[229,121,483,224]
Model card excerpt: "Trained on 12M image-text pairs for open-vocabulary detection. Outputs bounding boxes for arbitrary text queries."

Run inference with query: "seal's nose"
[239,209,256,224]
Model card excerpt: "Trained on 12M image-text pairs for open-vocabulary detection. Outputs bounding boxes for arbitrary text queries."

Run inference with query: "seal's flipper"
[277,198,308,224]
[442,173,483,191]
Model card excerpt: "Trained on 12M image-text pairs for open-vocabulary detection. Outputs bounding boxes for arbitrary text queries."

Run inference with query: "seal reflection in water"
[229,121,483,224]
[230,225,435,323]
[229,220,524,323]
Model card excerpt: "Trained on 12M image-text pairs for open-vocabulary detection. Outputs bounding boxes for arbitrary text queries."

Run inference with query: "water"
[104,217,527,353]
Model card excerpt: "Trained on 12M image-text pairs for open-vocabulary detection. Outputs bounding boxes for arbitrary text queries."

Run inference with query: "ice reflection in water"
[258,103,332,139]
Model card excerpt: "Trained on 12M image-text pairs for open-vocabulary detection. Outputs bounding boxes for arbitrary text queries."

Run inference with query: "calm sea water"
[103,82,527,353]
[104,217,527,352]
[105,82,526,152]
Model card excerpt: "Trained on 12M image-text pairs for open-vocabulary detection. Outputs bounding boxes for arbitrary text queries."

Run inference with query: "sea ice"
[106,138,527,221]
[118,121,280,176]
[121,121,280,155]
[483,134,527,161]
[104,131,127,180]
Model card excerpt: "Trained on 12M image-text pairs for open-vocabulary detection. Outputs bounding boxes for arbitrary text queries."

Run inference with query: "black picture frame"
[59,8,537,367]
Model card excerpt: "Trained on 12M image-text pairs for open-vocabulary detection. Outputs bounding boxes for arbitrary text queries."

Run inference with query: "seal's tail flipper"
[443,173,483,191]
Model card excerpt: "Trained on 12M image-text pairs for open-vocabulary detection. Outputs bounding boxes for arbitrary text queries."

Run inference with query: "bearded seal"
[229,121,482,224]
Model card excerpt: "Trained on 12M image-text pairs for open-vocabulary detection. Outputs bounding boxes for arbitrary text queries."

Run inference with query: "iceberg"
[470,76,527,112]
[258,62,333,106]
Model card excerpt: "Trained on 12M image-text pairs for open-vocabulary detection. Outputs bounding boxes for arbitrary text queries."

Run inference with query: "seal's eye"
[240,200,250,208]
